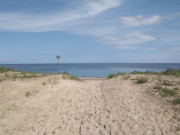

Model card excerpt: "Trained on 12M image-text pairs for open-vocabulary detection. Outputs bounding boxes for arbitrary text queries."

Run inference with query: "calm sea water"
[0,63,180,78]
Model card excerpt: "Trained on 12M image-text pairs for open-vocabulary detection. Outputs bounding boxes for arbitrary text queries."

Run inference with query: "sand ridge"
[0,75,179,135]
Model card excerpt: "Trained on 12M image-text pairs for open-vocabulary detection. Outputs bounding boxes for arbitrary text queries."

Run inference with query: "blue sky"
[0,0,180,63]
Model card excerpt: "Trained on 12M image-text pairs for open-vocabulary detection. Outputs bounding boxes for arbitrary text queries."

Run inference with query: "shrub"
[136,77,148,84]
[107,74,116,79]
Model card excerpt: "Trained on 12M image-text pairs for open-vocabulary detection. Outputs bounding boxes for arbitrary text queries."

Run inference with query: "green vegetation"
[130,70,158,75]
[162,69,180,76]
[173,87,179,91]
[25,89,38,97]
[161,80,174,86]
[177,81,180,85]
[0,79,3,83]
[42,82,46,85]
[0,67,14,73]
[154,85,178,97]
[136,77,148,84]
[21,72,44,79]
[130,69,180,77]
[122,75,131,80]
[107,69,180,80]
[172,98,180,105]
[63,72,80,81]
[25,91,31,97]
[176,127,180,131]
[107,72,124,79]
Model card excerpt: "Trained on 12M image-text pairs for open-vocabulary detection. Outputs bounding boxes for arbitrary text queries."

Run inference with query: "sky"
[0,0,180,63]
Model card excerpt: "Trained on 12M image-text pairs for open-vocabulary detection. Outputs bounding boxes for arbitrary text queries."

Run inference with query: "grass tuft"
[173,87,179,91]
[63,72,80,81]
[25,92,31,97]
[122,75,131,80]
[154,85,178,97]
[161,80,174,86]
[42,82,46,85]
[107,72,124,79]
[136,77,148,84]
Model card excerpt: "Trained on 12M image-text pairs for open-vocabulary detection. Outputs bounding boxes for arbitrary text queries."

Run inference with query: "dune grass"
[173,87,179,91]
[122,74,131,80]
[63,72,80,81]
[130,70,158,75]
[107,69,180,80]
[107,72,124,79]
[0,67,14,73]
[160,80,174,86]
[130,69,180,77]
[154,85,178,97]
[136,77,148,84]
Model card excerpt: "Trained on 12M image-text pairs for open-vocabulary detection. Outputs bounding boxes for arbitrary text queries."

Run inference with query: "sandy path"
[101,78,179,135]
[0,76,179,135]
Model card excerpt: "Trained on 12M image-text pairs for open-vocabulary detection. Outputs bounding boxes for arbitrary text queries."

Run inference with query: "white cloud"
[0,0,160,48]
[120,15,161,27]
[0,0,122,31]
[86,0,120,15]
[102,32,156,48]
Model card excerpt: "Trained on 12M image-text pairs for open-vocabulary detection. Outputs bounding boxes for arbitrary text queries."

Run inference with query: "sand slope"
[0,75,179,135]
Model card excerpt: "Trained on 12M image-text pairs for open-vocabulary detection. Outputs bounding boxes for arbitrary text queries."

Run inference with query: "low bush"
[136,77,148,84]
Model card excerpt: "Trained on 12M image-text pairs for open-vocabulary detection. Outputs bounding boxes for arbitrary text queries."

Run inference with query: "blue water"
[0,63,180,78]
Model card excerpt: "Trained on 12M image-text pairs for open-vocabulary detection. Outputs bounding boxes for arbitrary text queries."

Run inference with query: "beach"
[0,72,180,135]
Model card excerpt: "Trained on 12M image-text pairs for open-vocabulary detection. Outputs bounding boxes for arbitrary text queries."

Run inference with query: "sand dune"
[0,74,179,135]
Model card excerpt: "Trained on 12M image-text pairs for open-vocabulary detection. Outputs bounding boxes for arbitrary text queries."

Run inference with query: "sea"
[0,63,180,78]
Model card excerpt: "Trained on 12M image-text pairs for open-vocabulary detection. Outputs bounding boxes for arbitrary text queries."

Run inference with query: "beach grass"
[154,85,178,97]
[130,69,180,77]
[107,69,180,80]
[173,87,179,91]
[107,72,124,79]
[122,74,131,80]
[136,77,148,84]
[0,67,14,73]
[160,80,174,86]
[63,72,80,81]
